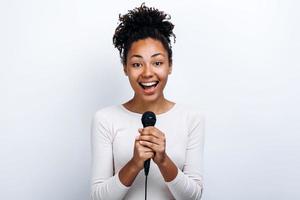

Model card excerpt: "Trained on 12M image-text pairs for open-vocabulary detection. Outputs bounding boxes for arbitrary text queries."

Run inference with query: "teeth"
[140,81,158,87]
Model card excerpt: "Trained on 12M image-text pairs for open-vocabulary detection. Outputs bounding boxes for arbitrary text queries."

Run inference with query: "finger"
[138,128,155,138]
[138,128,143,133]
[144,152,155,159]
[140,127,165,140]
[150,127,165,139]
[139,135,162,145]
[139,127,152,136]
[139,140,162,152]
[136,140,154,152]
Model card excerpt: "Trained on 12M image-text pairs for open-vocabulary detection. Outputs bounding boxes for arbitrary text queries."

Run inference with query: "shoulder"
[94,105,118,115]
[175,103,205,122]
[93,105,121,118]
[173,103,205,134]
[175,103,205,139]
[91,105,124,136]
[92,105,123,125]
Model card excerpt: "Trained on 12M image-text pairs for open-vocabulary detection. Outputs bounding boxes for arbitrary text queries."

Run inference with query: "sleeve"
[90,111,130,200]
[166,114,205,200]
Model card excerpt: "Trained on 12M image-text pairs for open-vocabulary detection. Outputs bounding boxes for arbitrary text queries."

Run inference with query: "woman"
[91,3,205,200]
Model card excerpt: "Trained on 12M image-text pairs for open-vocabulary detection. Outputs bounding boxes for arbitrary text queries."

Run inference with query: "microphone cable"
[141,111,156,200]
[145,174,148,200]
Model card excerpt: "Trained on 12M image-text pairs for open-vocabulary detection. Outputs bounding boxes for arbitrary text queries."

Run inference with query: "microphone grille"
[141,111,156,127]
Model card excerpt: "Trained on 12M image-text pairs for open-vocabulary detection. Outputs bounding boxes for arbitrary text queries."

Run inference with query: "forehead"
[127,38,167,58]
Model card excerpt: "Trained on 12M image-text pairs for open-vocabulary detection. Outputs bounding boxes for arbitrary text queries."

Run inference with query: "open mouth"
[139,81,159,90]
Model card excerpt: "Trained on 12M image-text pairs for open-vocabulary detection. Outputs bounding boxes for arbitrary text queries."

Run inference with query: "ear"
[168,65,172,75]
[123,65,128,76]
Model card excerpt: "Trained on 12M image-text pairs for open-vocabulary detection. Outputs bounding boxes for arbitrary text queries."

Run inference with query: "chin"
[140,93,162,102]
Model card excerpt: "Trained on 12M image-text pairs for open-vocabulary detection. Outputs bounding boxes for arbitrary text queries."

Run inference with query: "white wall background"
[1,0,299,199]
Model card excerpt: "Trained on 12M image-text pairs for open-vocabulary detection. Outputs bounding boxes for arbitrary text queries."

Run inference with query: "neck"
[124,94,173,115]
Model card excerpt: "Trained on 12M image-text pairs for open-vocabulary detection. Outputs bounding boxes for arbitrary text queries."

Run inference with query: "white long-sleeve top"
[90,103,205,200]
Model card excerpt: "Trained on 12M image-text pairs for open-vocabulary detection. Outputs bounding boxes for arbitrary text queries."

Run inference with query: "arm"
[137,114,205,199]
[164,114,205,200]
[90,112,154,199]
[90,112,130,200]
[157,154,178,181]
[118,137,155,186]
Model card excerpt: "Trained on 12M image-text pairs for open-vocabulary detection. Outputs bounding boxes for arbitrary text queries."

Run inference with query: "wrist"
[129,158,143,172]
[157,154,169,168]
[119,158,141,187]
[156,154,178,182]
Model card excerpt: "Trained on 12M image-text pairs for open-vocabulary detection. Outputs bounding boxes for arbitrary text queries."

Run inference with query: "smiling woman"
[124,38,172,101]
[90,3,205,200]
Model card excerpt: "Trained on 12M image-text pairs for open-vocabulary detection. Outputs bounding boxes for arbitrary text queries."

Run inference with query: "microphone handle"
[144,158,150,176]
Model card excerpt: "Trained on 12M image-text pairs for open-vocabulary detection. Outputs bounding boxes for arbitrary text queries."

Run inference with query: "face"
[124,38,172,103]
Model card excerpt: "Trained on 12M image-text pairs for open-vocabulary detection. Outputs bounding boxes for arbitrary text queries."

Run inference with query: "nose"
[141,64,153,78]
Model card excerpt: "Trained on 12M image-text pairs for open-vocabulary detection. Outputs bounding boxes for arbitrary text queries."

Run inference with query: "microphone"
[141,111,156,176]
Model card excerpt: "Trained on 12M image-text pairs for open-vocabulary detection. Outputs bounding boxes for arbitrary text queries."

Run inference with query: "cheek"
[157,69,170,81]
[157,74,169,90]
[126,71,137,82]
[128,78,137,86]
[127,76,140,90]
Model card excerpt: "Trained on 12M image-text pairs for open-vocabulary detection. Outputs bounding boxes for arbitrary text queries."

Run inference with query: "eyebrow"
[130,53,165,59]
[151,53,164,57]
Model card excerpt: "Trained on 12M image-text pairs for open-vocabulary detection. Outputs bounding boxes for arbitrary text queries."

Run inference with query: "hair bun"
[119,3,174,40]
[113,3,176,64]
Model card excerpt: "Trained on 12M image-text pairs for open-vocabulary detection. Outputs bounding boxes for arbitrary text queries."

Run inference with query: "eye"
[132,63,142,68]
[154,61,163,66]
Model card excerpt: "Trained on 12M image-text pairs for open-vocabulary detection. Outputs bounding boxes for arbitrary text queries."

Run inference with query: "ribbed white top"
[90,103,205,200]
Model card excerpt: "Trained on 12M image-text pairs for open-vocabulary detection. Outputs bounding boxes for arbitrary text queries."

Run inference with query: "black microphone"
[141,111,156,176]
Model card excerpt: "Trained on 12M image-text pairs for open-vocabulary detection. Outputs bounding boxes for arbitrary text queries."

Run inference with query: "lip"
[139,81,159,84]
[138,81,159,88]
[139,81,159,95]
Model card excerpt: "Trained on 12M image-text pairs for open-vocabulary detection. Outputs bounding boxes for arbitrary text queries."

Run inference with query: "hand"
[131,134,155,171]
[137,127,167,166]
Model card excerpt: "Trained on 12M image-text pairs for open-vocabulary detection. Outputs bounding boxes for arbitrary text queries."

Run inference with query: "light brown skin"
[118,38,178,186]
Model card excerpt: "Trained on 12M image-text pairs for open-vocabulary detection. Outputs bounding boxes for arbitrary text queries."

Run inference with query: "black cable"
[145,174,148,200]
[142,112,155,200]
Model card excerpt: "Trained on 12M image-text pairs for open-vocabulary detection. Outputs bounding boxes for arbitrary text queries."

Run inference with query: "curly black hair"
[112,3,176,65]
